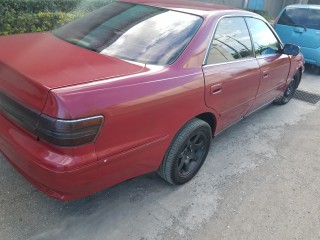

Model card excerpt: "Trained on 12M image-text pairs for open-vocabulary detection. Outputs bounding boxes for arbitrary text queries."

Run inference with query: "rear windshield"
[54,2,203,65]
[278,7,320,30]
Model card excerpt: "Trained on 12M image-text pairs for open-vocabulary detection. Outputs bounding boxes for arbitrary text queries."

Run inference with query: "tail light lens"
[0,91,39,134]
[36,114,104,147]
[0,91,103,147]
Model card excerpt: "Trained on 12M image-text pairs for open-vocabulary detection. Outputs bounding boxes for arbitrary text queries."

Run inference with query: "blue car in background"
[274,5,320,70]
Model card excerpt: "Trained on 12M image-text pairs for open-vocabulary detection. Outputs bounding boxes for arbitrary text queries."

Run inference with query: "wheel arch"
[195,112,217,136]
[297,67,303,87]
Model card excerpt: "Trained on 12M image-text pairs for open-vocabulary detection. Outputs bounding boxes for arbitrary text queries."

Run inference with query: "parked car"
[0,0,304,200]
[274,5,320,70]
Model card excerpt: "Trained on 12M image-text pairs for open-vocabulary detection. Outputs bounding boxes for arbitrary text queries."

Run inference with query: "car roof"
[286,4,320,10]
[121,0,243,17]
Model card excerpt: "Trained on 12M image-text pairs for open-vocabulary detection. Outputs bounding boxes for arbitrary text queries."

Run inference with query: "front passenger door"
[245,17,291,114]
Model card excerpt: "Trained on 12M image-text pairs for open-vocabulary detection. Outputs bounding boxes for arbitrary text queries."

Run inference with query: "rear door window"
[278,7,320,30]
[206,17,253,64]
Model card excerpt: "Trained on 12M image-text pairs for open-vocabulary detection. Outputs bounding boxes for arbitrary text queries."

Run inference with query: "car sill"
[214,99,275,137]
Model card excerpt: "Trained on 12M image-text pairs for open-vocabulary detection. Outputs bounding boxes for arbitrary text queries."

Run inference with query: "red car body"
[0,0,304,200]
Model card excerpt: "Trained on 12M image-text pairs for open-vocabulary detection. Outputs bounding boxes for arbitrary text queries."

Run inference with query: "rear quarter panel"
[42,66,211,173]
[40,12,227,174]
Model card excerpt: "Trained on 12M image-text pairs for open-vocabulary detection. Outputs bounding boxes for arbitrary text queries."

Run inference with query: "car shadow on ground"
[0,101,271,239]
[304,63,320,75]
[1,70,318,239]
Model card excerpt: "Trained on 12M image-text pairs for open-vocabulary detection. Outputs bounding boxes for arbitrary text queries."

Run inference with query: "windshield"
[278,7,320,30]
[54,2,203,65]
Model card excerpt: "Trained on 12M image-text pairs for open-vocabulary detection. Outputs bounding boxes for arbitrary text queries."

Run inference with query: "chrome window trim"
[255,53,281,60]
[53,115,104,124]
[202,14,284,66]
[202,57,256,68]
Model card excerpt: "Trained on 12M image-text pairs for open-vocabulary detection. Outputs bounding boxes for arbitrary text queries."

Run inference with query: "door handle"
[211,83,222,95]
[262,70,269,78]
[293,27,305,33]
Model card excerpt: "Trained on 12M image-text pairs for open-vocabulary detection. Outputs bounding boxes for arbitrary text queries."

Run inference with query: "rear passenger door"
[245,17,290,114]
[202,17,261,132]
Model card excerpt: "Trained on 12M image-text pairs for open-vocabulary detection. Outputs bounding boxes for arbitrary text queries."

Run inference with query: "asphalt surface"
[1,68,320,240]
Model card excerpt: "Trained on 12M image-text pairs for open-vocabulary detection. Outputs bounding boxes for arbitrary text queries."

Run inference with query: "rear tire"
[274,71,300,105]
[157,119,211,185]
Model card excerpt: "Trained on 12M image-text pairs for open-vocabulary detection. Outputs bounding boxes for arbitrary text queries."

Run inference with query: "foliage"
[0,11,77,35]
[0,0,113,35]
[246,9,273,22]
[0,0,80,14]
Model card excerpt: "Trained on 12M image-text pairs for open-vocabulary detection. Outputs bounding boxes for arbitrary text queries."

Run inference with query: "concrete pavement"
[0,69,319,240]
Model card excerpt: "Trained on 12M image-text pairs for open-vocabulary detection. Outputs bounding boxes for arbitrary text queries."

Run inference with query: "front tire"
[274,71,300,105]
[157,119,211,185]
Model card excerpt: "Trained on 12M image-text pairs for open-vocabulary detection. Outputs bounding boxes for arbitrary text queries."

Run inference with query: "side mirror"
[282,43,300,56]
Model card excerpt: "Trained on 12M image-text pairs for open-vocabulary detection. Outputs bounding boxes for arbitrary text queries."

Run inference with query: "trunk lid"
[0,32,145,112]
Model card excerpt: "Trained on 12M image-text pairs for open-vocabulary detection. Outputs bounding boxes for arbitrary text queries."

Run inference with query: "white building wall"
[197,0,244,8]
[196,0,315,18]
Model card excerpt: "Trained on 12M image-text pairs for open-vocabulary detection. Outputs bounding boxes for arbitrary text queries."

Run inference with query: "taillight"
[0,91,39,133]
[36,114,104,147]
[0,91,103,147]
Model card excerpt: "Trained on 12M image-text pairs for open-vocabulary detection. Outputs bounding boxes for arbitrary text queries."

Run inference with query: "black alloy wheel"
[176,131,207,178]
[283,77,296,103]
[274,71,300,105]
[158,118,211,185]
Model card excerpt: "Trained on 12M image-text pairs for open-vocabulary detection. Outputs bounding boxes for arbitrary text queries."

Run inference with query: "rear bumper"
[0,114,101,200]
[0,113,169,200]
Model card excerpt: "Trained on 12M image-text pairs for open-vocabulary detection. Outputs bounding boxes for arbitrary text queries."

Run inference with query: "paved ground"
[1,68,320,240]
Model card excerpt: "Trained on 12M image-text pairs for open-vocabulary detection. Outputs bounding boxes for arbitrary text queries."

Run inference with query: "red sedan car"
[0,0,304,200]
